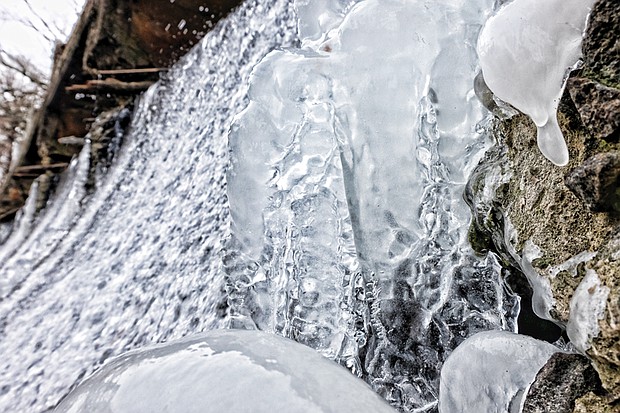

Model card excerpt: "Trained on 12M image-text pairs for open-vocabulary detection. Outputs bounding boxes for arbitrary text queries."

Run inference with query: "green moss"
[581,67,620,91]
[531,256,553,270]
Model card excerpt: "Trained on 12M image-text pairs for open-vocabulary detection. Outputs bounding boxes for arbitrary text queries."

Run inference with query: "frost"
[438,331,560,413]
[0,2,299,411]
[53,330,396,413]
[477,0,596,166]
[567,269,609,352]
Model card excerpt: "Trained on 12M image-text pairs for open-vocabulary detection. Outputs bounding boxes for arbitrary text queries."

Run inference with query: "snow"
[53,329,397,413]
[438,331,561,413]
[477,0,596,166]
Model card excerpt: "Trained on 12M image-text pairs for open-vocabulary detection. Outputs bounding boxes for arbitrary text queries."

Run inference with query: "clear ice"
[438,331,560,413]
[226,0,519,410]
[54,329,397,413]
[477,0,596,166]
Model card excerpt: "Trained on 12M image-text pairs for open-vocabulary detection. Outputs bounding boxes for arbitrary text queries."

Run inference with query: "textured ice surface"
[567,269,609,352]
[438,331,560,413]
[54,329,396,413]
[226,0,519,410]
[477,0,595,166]
[0,0,536,411]
[0,1,298,411]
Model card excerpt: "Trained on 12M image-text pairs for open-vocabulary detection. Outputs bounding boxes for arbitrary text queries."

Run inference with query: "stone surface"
[573,392,620,413]
[522,353,604,413]
[581,0,620,88]
[567,77,620,142]
[588,231,620,398]
[565,151,620,213]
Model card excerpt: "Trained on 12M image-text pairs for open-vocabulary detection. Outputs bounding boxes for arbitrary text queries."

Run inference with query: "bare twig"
[0,49,48,88]
[21,0,66,40]
[65,78,155,93]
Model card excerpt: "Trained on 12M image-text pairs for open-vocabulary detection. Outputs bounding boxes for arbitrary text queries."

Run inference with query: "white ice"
[53,329,397,413]
[438,331,560,413]
[567,269,609,352]
[477,0,596,166]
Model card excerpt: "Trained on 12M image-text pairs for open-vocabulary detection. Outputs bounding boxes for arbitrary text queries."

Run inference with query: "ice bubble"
[438,331,560,413]
[53,329,397,413]
[477,0,595,166]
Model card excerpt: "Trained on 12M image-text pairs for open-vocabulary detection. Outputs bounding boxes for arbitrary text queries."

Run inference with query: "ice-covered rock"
[477,0,596,166]
[438,331,561,413]
[53,329,396,413]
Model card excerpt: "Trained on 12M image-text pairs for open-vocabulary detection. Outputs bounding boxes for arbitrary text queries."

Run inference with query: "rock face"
[564,150,620,213]
[522,353,604,413]
[469,0,620,409]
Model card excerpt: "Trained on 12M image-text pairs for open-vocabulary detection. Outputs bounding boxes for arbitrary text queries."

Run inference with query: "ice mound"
[477,0,595,166]
[53,329,396,413]
[438,331,561,413]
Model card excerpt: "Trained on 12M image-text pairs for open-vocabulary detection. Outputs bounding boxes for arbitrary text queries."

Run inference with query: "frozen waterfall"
[225,0,518,410]
[0,0,563,412]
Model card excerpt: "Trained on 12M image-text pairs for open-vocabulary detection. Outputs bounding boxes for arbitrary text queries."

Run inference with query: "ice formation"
[520,240,556,321]
[226,0,518,410]
[53,330,396,413]
[0,0,580,411]
[567,269,610,352]
[477,0,596,166]
[438,331,561,413]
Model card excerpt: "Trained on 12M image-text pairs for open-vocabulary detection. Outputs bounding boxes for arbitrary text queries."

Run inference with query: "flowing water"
[0,0,519,412]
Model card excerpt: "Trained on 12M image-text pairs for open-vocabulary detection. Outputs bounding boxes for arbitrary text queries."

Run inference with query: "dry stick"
[94,68,168,75]
[14,163,69,173]
[0,207,20,221]
[65,79,155,93]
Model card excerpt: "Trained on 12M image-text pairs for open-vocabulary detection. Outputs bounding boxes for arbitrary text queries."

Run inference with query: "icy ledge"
[477,0,596,166]
[567,269,610,353]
